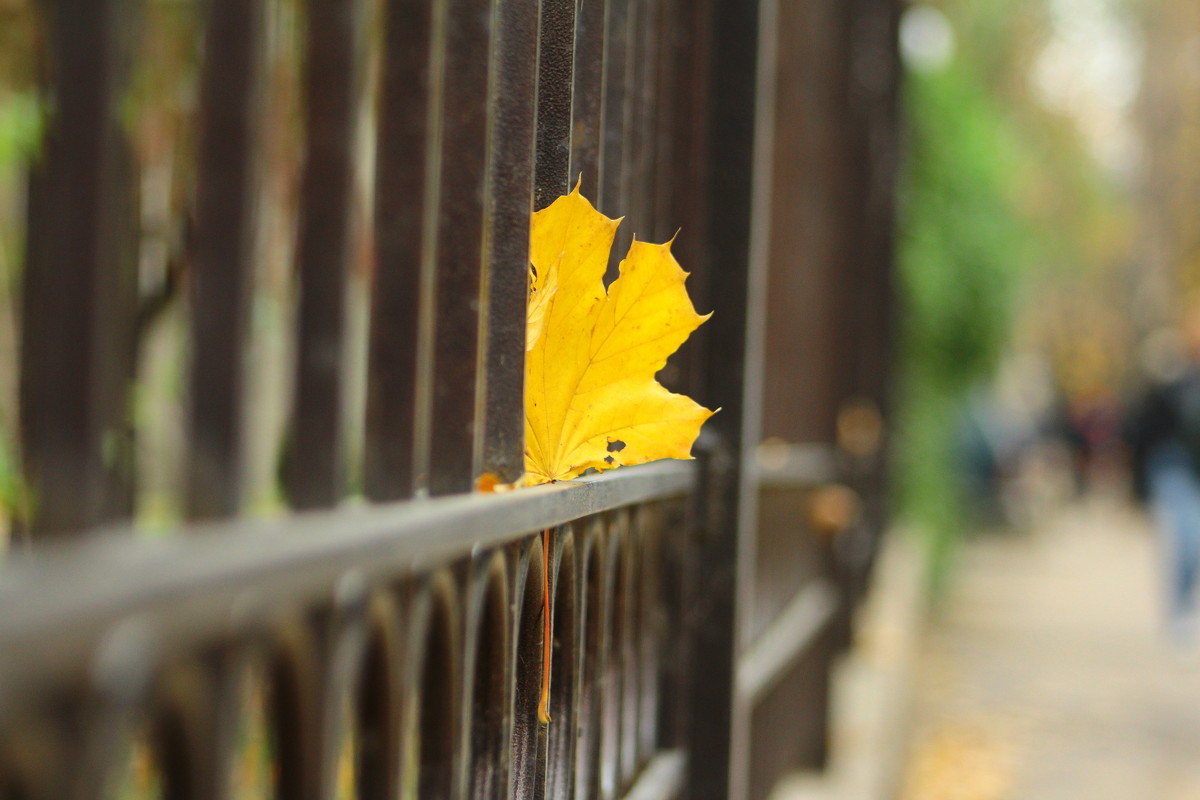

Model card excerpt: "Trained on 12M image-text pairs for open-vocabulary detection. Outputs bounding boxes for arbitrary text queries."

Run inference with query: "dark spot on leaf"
[606,439,626,452]
[604,455,615,465]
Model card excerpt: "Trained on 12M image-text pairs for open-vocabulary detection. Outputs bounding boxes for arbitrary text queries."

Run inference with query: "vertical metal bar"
[19,0,136,537]
[842,0,902,594]
[641,0,663,240]
[754,0,837,733]
[597,0,631,283]
[829,0,871,433]
[533,0,578,210]
[357,617,401,800]
[511,539,549,800]
[545,533,578,800]
[478,0,540,484]
[655,500,690,752]
[186,0,265,520]
[599,526,623,800]
[760,0,852,447]
[618,0,643,254]
[597,0,628,218]
[652,0,680,244]
[618,0,639,222]
[637,522,661,762]
[618,521,640,786]
[425,0,494,496]
[606,0,639,277]
[285,0,363,510]
[625,0,659,240]
[685,0,769,797]
[569,0,607,192]
[576,526,607,800]
[365,0,436,502]
[411,581,462,800]
[848,0,901,414]
[463,552,512,800]
[662,1,712,397]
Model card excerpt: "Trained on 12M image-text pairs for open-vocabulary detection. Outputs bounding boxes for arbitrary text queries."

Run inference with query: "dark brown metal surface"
[602,0,635,279]
[19,0,137,537]
[760,0,856,447]
[365,0,436,502]
[186,0,265,520]
[624,0,658,243]
[683,0,765,797]
[569,0,608,193]
[534,0,577,210]
[651,0,681,245]
[479,0,540,484]
[285,0,364,510]
[598,0,630,220]
[426,0,495,496]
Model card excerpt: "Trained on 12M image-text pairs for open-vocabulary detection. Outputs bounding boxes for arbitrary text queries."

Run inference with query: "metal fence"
[0,0,900,798]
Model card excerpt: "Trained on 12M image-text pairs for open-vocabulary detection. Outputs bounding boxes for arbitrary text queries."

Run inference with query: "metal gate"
[0,0,900,798]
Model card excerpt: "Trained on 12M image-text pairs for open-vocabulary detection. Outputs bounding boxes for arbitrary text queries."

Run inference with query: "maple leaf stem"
[538,527,553,724]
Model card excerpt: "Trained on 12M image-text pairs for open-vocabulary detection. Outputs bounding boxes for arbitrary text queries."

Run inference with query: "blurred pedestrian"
[1126,317,1200,654]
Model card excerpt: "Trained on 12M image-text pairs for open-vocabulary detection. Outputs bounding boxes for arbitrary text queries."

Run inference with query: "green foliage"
[900,65,1027,396]
[894,0,1133,591]
[0,92,41,533]
[0,91,41,174]
[895,37,1041,586]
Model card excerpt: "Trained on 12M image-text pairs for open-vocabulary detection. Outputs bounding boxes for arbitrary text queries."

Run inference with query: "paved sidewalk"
[900,499,1200,800]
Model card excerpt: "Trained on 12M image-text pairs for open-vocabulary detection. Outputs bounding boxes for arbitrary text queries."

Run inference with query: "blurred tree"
[896,0,1136,584]
[1137,0,1200,320]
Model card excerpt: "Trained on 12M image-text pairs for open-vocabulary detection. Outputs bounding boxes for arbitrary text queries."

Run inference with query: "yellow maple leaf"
[524,183,714,485]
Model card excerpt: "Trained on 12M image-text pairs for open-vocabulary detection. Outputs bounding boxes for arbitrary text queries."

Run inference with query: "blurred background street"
[901,498,1200,800]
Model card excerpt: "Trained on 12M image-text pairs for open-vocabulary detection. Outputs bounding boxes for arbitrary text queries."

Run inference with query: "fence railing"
[0,462,698,799]
[0,0,900,798]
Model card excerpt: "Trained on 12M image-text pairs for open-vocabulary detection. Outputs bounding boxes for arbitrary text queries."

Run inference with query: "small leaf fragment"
[475,472,519,493]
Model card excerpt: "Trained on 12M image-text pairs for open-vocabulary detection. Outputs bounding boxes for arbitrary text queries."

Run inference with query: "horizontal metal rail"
[623,749,687,800]
[0,460,696,716]
[737,580,838,705]
[752,442,842,489]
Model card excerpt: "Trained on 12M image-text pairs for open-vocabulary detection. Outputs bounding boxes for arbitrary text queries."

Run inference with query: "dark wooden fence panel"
[1,1,901,798]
